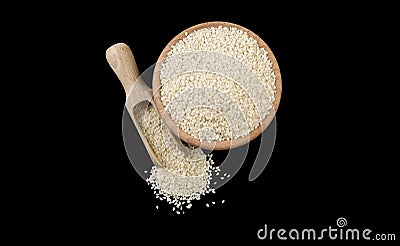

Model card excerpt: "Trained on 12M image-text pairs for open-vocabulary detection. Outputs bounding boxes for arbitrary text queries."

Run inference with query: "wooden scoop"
[106,43,166,167]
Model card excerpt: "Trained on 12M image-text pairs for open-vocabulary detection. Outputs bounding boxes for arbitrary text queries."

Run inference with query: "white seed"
[222,200,225,203]
[212,201,215,205]
[206,203,209,207]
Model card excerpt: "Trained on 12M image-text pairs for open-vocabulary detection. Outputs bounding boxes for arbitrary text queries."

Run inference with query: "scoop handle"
[106,43,141,94]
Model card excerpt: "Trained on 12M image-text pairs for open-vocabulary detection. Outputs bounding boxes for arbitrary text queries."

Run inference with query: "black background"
[50,3,399,243]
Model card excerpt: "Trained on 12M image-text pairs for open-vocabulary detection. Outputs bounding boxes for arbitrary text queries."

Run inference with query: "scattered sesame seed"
[206,203,210,207]
[222,200,225,203]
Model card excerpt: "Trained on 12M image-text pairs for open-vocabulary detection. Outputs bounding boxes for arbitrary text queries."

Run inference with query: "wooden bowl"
[153,21,282,150]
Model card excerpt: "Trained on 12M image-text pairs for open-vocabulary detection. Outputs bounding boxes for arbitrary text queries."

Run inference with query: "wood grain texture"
[153,21,282,150]
[106,43,164,167]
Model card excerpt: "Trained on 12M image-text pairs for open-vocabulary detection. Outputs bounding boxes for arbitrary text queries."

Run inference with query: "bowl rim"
[152,21,282,150]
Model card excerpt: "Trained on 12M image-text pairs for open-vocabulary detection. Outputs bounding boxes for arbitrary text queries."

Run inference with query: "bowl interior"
[152,21,282,150]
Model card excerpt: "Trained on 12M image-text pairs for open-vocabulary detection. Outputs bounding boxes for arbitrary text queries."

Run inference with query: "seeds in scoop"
[134,103,218,212]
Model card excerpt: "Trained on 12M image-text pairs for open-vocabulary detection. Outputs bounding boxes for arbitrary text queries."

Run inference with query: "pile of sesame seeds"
[160,26,276,142]
[135,103,220,213]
